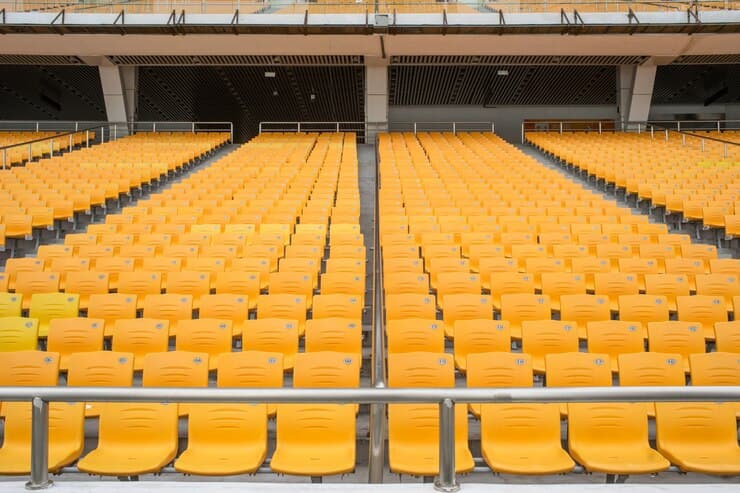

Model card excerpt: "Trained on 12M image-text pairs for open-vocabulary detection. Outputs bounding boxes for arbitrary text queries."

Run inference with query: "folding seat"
[269,271,314,308]
[441,293,492,339]
[618,352,685,416]
[647,321,705,372]
[98,233,135,249]
[111,318,170,370]
[618,294,669,327]
[257,294,307,334]
[664,257,706,291]
[46,317,105,370]
[601,224,633,242]
[213,271,260,311]
[37,244,74,262]
[388,352,474,475]
[162,271,210,309]
[175,318,233,369]
[231,255,272,285]
[680,243,717,265]
[635,222,668,240]
[66,351,135,416]
[459,232,495,257]
[557,294,609,339]
[567,402,670,474]
[28,293,79,338]
[0,316,38,352]
[569,256,611,291]
[63,271,109,310]
[540,273,587,312]
[117,223,152,238]
[480,401,574,475]
[436,272,481,309]
[546,352,612,415]
[48,257,90,289]
[384,293,435,321]
[141,256,182,282]
[596,243,634,270]
[523,257,567,291]
[714,321,740,353]
[271,352,358,476]
[467,244,505,273]
[186,255,226,276]
[197,293,248,336]
[2,213,33,241]
[465,351,532,417]
[521,320,579,373]
[243,245,281,271]
[216,350,283,416]
[142,293,193,335]
[427,257,469,290]
[538,232,573,254]
[87,223,118,236]
[695,273,740,312]
[638,243,677,271]
[176,232,212,248]
[654,402,740,475]
[709,258,740,275]
[242,318,299,369]
[676,295,727,340]
[77,398,179,476]
[593,272,640,311]
[15,272,60,310]
[587,321,644,372]
[63,233,98,251]
[77,245,116,263]
[0,397,85,474]
[87,293,137,337]
[117,271,162,309]
[312,293,363,320]
[499,293,551,339]
[0,292,23,318]
[304,317,362,355]
[383,244,420,259]
[642,274,690,313]
[386,318,445,355]
[487,272,535,311]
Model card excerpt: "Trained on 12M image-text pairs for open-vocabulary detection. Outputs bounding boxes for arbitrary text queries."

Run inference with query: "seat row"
[0,130,92,165]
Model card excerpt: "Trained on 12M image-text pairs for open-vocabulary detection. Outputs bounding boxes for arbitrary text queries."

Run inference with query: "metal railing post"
[414,122,417,135]
[665,129,669,141]
[113,124,117,141]
[25,397,52,490]
[298,122,301,133]
[153,122,157,133]
[69,134,73,152]
[2,149,6,170]
[559,122,563,134]
[49,139,53,158]
[521,123,525,144]
[336,122,340,133]
[85,130,90,148]
[35,122,39,132]
[452,122,456,135]
[650,125,654,139]
[491,122,495,133]
[677,121,681,132]
[434,398,458,492]
[28,143,32,163]
[701,139,705,152]
[682,134,686,146]
[717,120,721,132]
[598,121,602,134]
[723,143,728,158]
[191,122,195,133]
[75,122,79,132]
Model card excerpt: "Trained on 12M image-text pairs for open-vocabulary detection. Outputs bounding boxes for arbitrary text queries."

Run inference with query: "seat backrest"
[545,352,612,387]
[111,318,170,369]
[618,294,670,326]
[0,350,59,385]
[388,352,454,388]
[304,317,363,355]
[117,271,162,297]
[47,317,105,368]
[0,316,38,352]
[29,293,80,337]
[466,352,533,388]
[175,318,233,367]
[66,351,134,386]
[521,320,579,371]
[647,321,706,362]
[689,352,740,385]
[292,351,360,388]
[142,294,193,330]
[714,321,740,353]
[217,351,283,388]
[142,351,209,387]
[617,352,685,386]
[242,318,299,369]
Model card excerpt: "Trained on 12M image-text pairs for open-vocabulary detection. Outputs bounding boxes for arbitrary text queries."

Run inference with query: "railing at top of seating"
[389,121,495,134]
[258,122,366,142]
[1,0,737,15]
[521,119,740,157]
[2,385,738,491]
[0,121,234,168]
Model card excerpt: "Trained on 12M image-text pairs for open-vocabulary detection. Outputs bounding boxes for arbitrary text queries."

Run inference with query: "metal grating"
[390,55,647,66]
[672,54,740,65]
[0,55,85,65]
[109,55,364,66]
[652,64,740,105]
[389,65,617,106]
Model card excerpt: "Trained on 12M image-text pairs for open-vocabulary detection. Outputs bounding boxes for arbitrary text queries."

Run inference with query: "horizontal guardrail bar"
[2,385,738,403]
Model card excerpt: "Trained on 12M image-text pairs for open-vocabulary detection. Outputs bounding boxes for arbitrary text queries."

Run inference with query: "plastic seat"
[165,271,210,309]
[540,273,587,311]
[142,294,194,335]
[117,271,162,309]
[0,401,85,474]
[593,272,640,311]
[4,257,45,292]
[142,350,210,411]
[0,293,22,318]
[618,294,669,327]
[77,401,179,476]
[499,293,551,339]
[66,351,135,416]
[217,351,284,415]
[175,318,233,369]
[643,274,690,312]
[617,352,685,416]
[388,352,474,476]
[466,352,533,417]
[676,295,728,340]
[568,402,670,474]
[570,256,611,291]
[427,257,469,290]
[257,294,307,335]
[695,274,740,312]
[546,352,612,415]
[242,318,299,369]
[384,272,429,295]
[714,321,740,353]
[647,321,706,372]
[559,294,610,339]
[269,271,314,308]
[453,320,510,372]
[93,257,134,291]
[214,271,260,310]
[46,317,105,370]
[521,320,579,374]
[48,256,89,290]
[15,272,60,310]
[28,293,79,338]
[111,318,170,370]
[312,294,363,320]
[488,272,535,311]
[87,293,137,337]
[304,318,362,355]
[689,352,740,417]
[441,294,492,338]
[655,402,740,475]
[708,258,740,275]
[586,320,644,371]
[199,294,249,336]
[37,244,74,262]
[64,271,109,310]
[319,272,364,297]
[481,402,574,474]
[0,316,38,351]
[386,318,445,354]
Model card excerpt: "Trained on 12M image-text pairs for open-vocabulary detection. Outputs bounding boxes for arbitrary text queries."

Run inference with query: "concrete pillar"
[617,59,658,129]
[365,56,389,143]
[99,65,128,123]
[120,66,137,123]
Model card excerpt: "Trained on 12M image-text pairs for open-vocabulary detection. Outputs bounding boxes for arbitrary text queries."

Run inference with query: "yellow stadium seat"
[0,316,38,352]
[0,293,22,318]
[64,271,109,310]
[214,271,260,310]
[15,272,60,310]
[117,271,162,309]
[93,257,134,291]
[441,294,492,338]
[388,352,474,475]
[111,318,170,370]
[66,351,135,416]
[465,352,533,417]
[540,272,587,311]
[714,321,740,353]
[587,321,644,372]
[142,294,194,335]
[695,274,740,312]
[559,294,611,339]
[29,293,79,338]
[618,294,670,327]
[593,272,640,311]
[242,318,299,369]
[165,271,211,309]
[568,402,670,474]
[319,272,364,296]
[198,294,249,336]
[617,352,685,416]
[676,295,728,340]
[480,402,574,475]
[655,402,740,475]
[46,317,105,370]
[453,319,510,372]
[217,351,284,415]
[488,272,535,311]
[304,318,362,355]
[522,320,579,373]
[499,293,551,339]
[88,293,137,337]
[5,257,45,291]
[386,318,445,354]
[175,318,233,369]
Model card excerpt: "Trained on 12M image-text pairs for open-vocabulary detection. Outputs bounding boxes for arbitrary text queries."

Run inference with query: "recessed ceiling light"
[497,69,509,76]
[264,71,276,78]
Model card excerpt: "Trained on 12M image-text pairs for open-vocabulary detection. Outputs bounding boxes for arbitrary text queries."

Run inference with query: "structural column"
[365,56,389,142]
[617,59,658,129]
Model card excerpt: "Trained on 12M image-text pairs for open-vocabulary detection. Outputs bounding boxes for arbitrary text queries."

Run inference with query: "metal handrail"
[5,385,739,491]
[0,124,109,169]
[389,121,495,134]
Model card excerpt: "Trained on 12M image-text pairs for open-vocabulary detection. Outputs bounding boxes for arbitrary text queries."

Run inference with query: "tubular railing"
[0,124,110,169]
[368,135,386,484]
[2,385,739,491]
[388,121,495,134]
[258,122,366,142]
